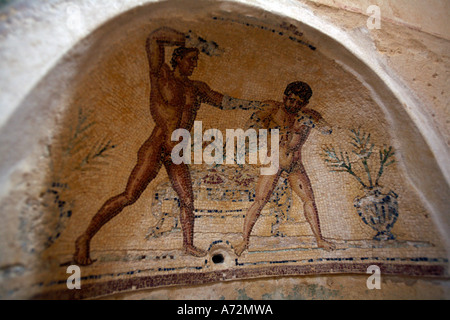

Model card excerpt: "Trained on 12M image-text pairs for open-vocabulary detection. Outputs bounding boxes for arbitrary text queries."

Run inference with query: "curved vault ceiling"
[0,0,448,299]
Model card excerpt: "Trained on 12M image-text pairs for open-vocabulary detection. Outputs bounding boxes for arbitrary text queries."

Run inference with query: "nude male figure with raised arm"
[74,27,263,265]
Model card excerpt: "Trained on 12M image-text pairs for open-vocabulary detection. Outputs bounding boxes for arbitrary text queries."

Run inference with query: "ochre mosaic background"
[3,8,447,299]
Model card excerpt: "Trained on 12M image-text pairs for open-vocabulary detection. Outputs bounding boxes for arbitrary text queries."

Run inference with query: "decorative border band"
[32,263,448,300]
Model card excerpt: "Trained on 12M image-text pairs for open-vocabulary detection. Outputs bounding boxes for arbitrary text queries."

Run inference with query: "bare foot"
[74,235,94,266]
[184,245,207,257]
[317,239,336,252]
[234,240,248,257]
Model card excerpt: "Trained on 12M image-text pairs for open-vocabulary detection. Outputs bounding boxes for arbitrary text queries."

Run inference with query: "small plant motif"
[322,128,395,190]
[32,107,117,252]
[322,128,399,241]
[64,107,117,171]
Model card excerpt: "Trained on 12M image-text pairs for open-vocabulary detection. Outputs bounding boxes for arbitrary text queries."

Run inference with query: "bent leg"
[74,132,164,265]
[164,161,206,257]
[288,166,335,251]
[235,170,281,256]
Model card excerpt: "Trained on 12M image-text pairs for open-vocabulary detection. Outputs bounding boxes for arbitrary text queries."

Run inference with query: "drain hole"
[212,254,224,264]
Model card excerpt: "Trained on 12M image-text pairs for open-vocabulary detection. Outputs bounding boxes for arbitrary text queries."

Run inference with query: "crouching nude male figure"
[235,81,336,256]
[74,27,263,265]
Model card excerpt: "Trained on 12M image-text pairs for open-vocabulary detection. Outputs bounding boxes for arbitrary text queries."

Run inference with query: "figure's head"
[283,81,313,113]
[171,47,200,76]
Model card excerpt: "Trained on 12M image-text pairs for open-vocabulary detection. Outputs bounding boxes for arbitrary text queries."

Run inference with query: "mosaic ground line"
[32,261,449,299]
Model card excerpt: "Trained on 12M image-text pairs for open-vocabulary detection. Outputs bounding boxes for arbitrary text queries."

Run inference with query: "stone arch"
[0,0,448,299]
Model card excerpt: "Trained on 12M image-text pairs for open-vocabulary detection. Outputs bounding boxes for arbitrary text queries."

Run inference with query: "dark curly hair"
[284,81,313,101]
[171,47,200,69]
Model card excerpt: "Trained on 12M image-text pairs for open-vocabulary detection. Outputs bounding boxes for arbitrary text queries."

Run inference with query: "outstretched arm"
[220,95,268,111]
[245,101,278,130]
[194,81,268,111]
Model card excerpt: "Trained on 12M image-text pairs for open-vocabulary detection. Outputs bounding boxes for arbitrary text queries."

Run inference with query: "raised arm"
[146,27,186,76]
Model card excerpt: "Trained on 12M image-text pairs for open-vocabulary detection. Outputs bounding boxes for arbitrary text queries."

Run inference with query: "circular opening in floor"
[212,253,225,264]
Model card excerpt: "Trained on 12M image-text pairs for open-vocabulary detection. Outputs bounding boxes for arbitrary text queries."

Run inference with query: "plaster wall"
[0,0,448,300]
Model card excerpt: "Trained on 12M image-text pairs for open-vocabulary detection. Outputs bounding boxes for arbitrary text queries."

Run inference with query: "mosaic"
[9,12,447,299]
